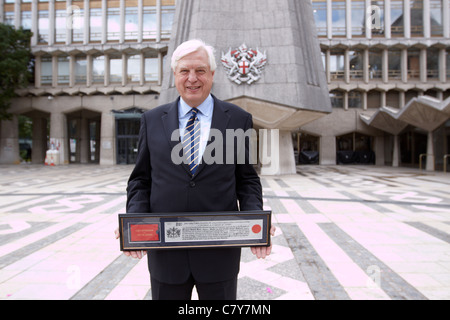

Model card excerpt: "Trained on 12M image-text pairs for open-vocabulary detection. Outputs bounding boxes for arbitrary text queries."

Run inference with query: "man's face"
[174,49,215,108]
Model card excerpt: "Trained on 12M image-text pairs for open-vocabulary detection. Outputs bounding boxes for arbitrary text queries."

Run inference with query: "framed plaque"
[118,210,271,251]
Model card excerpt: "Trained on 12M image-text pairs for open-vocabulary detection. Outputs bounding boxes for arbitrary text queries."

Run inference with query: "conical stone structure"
[160,0,332,174]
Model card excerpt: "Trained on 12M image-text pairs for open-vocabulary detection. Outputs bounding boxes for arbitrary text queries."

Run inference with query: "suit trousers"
[150,274,237,300]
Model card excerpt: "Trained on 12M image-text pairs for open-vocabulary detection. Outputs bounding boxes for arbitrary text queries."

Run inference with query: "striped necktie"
[182,108,200,175]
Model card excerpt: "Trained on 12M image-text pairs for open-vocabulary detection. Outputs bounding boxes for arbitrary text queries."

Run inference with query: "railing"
[419,154,435,171]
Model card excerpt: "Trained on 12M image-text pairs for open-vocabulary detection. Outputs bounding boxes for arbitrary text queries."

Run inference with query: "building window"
[55,9,67,43]
[41,56,52,85]
[128,55,141,83]
[145,57,159,82]
[38,10,49,43]
[369,49,382,79]
[93,55,105,83]
[312,0,327,37]
[21,11,32,30]
[330,90,344,108]
[390,0,404,37]
[410,0,423,37]
[348,90,362,108]
[75,56,87,84]
[72,8,84,42]
[90,8,102,42]
[430,0,443,36]
[125,7,139,41]
[330,50,345,80]
[407,48,420,80]
[143,6,157,40]
[427,48,439,80]
[107,7,120,41]
[367,90,381,108]
[351,0,366,37]
[58,56,70,84]
[4,11,14,26]
[388,49,401,80]
[332,0,346,36]
[349,50,364,80]
[161,5,175,39]
[110,55,122,83]
[370,0,385,36]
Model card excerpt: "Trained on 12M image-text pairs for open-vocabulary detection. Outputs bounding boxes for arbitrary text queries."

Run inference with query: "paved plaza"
[0,164,449,300]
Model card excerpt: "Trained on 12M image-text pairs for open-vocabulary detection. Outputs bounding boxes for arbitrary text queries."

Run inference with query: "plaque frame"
[118,210,271,251]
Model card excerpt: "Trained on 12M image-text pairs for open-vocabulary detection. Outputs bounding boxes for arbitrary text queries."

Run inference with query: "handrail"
[444,154,450,173]
[419,154,435,171]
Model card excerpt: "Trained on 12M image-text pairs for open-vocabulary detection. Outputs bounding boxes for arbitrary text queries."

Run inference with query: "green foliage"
[0,23,33,120]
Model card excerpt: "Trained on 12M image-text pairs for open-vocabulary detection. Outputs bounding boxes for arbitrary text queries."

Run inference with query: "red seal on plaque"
[130,224,160,242]
[252,224,262,234]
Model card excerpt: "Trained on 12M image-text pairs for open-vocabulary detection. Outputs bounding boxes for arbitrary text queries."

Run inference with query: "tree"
[0,23,33,120]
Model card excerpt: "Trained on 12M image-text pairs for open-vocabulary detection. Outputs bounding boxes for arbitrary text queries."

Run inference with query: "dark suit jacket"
[126,95,263,284]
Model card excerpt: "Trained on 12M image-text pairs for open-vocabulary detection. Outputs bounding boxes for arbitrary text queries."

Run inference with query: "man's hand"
[251,225,276,259]
[114,228,147,259]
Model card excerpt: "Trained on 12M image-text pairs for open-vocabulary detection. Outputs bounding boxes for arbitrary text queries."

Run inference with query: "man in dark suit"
[116,39,274,300]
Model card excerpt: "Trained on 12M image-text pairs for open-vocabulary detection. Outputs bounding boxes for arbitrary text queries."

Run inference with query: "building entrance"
[67,110,101,164]
[114,108,144,165]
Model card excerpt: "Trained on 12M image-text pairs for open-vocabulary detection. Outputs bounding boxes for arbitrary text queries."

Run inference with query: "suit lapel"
[194,96,230,178]
[161,98,192,176]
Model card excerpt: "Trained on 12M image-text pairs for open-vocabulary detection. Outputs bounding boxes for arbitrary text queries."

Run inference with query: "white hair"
[171,39,217,72]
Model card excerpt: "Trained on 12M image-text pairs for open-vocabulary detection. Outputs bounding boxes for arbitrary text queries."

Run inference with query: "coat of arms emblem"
[221,44,267,85]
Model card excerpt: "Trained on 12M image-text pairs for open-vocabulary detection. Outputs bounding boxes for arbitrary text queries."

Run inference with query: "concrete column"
[14,0,20,29]
[100,112,115,165]
[420,48,427,83]
[35,55,42,88]
[380,90,386,107]
[101,0,107,44]
[392,134,399,167]
[385,0,391,38]
[401,48,408,83]
[32,116,47,164]
[122,52,127,87]
[320,136,336,165]
[66,0,72,45]
[344,49,350,84]
[443,0,449,38]
[138,0,143,43]
[31,0,38,46]
[346,0,352,39]
[382,49,388,83]
[120,0,125,44]
[52,55,58,88]
[49,0,55,45]
[50,112,68,165]
[0,117,20,164]
[365,0,372,39]
[423,0,430,38]
[404,0,411,38]
[69,55,75,87]
[327,0,332,39]
[375,135,385,166]
[86,54,92,87]
[156,0,161,43]
[363,48,369,83]
[104,54,110,87]
[439,48,446,83]
[84,0,90,44]
[140,52,145,86]
[260,130,296,176]
[325,50,331,83]
[426,131,434,171]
